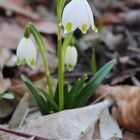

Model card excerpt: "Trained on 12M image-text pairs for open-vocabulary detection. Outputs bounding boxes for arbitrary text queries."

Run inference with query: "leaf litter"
[0,0,140,139]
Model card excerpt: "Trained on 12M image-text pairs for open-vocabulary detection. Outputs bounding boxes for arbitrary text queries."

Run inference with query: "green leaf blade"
[65,74,87,109]
[38,88,59,112]
[21,75,50,115]
[75,59,116,107]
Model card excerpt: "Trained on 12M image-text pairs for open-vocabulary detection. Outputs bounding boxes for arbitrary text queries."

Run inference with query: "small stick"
[0,127,49,140]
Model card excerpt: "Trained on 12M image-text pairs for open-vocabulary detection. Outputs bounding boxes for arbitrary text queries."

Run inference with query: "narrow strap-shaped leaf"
[37,88,59,112]
[75,59,116,107]
[24,81,49,115]
[54,83,59,105]
[65,74,87,109]
[21,75,50,115]
[55,83,69,108]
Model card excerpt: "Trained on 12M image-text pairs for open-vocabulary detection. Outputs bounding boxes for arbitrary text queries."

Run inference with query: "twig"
[0,127,49,140]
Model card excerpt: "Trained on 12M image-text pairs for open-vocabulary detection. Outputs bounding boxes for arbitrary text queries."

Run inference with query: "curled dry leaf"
[2,100,111,140]
[95,85,140,133]
[100,108,123,139]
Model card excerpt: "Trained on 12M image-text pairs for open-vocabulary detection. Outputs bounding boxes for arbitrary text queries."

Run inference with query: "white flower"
[62,0,98,34]
[16,38,37,69]
[65,46,78,71]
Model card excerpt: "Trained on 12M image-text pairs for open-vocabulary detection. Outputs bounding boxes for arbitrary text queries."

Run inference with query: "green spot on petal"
[66,22,72,33]
[66,64,74,72]
[82,24,87,33]
[16,56,20,65]
[22,58,26,64]
[93,25,98,33]
[30,59,35,68]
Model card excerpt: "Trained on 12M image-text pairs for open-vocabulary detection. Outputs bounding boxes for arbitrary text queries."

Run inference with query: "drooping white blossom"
[65,46,78,71]
[62,0,98,34]
[16,38,37,69]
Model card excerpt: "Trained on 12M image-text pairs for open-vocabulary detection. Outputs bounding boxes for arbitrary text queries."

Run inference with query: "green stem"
[26,23,54,99]
[57,0,65,110]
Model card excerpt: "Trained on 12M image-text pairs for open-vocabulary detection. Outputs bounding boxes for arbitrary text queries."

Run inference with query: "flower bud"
[16,37,37,69]
[65,46,78,71]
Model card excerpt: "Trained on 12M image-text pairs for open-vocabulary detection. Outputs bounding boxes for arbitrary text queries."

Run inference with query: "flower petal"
[16,38,37,69]
[62,0,80,33]
[84,0,98,32]
[16,38,27,63]
[25,39,37,69]
[77,0,91,33]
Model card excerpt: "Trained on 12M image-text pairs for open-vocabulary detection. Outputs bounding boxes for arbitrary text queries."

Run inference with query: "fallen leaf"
[2,100,111,140]
[9,0,27,7]
[0,22,23,50]
[111,73,134,85]
[0,79,11,93]
[9,94,29,129]
[95,85,140,133]
[92,122,100,139]
[0,48,11,70]
[0,137,6,140]
[123,131,140,140]
[0,100,14,120]
[34,20,58,35]
[0,0,40,20]
[100,108,123,139]
[97,12,123,25]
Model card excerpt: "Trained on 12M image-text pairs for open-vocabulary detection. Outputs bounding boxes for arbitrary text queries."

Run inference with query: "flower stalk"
[24,23,54,99]
[57,0,65,110]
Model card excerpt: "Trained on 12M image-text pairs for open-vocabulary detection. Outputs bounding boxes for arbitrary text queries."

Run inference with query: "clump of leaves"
[21,59,116,115]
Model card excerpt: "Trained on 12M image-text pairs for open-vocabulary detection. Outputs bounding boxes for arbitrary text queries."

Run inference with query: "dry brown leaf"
[95,85,140,133]
[9,94,29,129]
[9,0,27,7]
[97,12,123,25]
[0,137,6,140]
[0,79,11,93]
[93,122,100,139]
[111,73,134,85]
[0,0,39,20]
[0,48,11,70]
[34,20,58,35]
[0,100,15,119]
[123,131,140,140]
[0,22,23,50]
